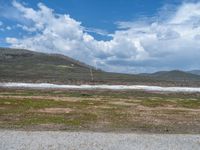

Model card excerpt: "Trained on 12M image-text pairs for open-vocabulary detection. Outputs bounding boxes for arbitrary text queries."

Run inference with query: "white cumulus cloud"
[5,1,200,73]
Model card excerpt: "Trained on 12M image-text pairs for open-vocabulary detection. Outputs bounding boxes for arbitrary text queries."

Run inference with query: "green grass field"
[1,88,200,133]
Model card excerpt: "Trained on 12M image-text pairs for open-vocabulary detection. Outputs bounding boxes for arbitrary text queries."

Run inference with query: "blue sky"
[0,0,182,41]
[0,0,200,73]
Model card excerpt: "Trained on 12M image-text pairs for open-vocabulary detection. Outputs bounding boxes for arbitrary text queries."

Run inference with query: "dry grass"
[1,88,200,133]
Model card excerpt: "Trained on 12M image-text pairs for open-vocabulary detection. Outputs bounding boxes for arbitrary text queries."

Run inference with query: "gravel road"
[1,130,200,150]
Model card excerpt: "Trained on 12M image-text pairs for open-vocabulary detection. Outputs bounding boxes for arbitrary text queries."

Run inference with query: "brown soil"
[33,108,73,114]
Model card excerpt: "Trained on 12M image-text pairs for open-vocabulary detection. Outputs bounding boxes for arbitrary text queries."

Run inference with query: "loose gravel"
[1,130,200,150]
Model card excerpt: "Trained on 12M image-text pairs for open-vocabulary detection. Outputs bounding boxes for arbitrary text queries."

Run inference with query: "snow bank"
[1,82,200,93]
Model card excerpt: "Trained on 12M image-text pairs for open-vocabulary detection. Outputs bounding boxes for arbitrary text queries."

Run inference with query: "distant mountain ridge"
[187,70,200,76]
[1,47,200,86]
[140,70,200,82]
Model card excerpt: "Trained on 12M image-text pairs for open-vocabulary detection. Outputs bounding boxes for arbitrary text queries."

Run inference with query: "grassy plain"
[1,88,200,133]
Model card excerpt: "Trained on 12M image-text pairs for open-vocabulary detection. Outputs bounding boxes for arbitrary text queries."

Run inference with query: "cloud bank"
[5,1,200,73]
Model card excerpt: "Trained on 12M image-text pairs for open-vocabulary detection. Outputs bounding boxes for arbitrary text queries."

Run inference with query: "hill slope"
[1,47,200,86]
[188,70,200,76]
[0,47,97,84]
[146,70,200,81]
[0,47,154,85]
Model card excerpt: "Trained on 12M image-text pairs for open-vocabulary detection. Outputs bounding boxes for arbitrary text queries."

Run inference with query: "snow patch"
[0,82,200,93]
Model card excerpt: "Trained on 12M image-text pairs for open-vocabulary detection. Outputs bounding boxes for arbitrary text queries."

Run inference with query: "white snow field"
[1,82,200,92]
